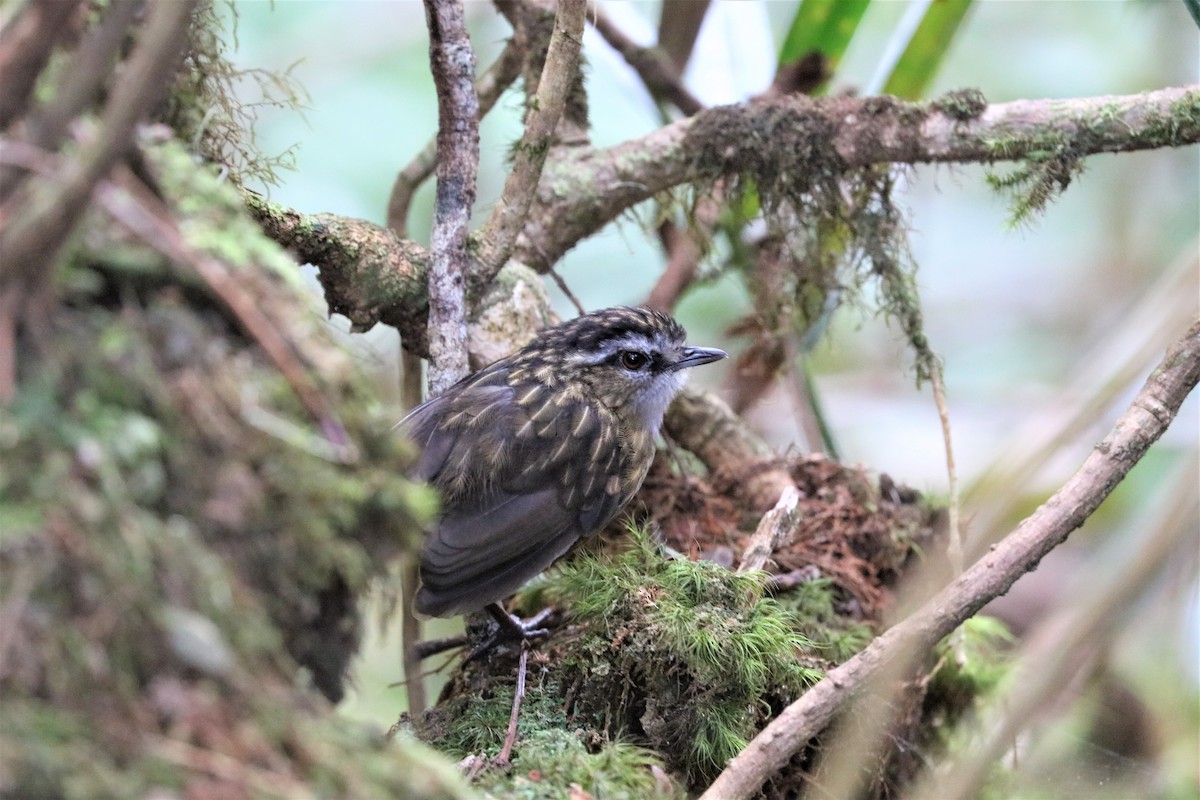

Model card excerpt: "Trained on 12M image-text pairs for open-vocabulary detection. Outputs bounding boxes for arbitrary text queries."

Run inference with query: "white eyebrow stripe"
[565,333,661,366]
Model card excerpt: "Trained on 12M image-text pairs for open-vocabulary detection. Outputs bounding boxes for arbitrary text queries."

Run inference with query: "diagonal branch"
[913,457,1199,800]
[0,0,84,129]
[697,318,1200,800]
[0,0,198,283]
[588,1,703,116]
[422,0,479,395]
[472,0,586,285]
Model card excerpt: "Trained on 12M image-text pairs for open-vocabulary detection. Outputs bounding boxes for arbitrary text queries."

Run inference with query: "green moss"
[931,616,1015,704]
[522,530,823,786]
[486,732,680,800]
[985,140,1084,227]
[930,88,988,121]
[0,109,458,797]
[1,701,185,800]
[427,679,682,799]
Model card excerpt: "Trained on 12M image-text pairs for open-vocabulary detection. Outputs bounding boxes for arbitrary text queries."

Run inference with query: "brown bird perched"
[401,306,726,639]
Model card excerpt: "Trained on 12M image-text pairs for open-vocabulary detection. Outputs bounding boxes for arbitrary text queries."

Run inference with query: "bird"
[400,306,726,641]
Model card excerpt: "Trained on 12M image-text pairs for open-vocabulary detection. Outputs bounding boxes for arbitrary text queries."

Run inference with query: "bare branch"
[0,0,83,128]
[645,220,703,311]
[698,318,1200,800]
[589,2,704,116]
[654,0,710,77]
[915,458,1199,800]
[473,0,586,283]
[422,0,479,395]
[386,37,522,237]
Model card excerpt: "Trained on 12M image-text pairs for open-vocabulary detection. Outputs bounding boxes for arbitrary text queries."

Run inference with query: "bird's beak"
[670,346,727,371]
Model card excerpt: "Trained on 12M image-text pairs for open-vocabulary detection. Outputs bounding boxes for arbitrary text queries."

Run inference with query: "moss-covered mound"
[0,135,465,799]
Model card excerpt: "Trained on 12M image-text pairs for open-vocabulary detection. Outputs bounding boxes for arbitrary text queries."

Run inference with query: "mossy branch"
[516,85,1199,270]
[250,86,1198,321]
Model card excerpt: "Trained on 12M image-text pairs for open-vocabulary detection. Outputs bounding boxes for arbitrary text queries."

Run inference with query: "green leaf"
[779,0,871,72]
[882,0,974,100]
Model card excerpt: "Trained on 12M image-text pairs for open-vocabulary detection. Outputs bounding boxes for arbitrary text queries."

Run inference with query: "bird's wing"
[401,373,629,617]
[415,487,579,616]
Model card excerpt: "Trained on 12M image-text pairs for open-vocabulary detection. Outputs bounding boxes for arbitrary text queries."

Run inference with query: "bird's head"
[511,306,727,433]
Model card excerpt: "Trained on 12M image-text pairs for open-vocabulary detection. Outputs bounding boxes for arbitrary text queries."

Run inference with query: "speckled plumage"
[401,306,726,617]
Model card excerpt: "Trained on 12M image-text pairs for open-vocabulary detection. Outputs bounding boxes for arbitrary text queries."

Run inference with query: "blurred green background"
[225,2,1197,795]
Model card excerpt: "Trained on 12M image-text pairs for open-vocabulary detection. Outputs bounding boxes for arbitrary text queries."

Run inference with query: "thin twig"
[653,0,710,78]
[0,285,17,401]
[1,0,139,205]
[0,0,198,281]
[400,560,428,715]
[963,242,1199,552]
[930,369,962,574]
[0,0,197,282]
[547,267,586,315]
[414,632,469,660]
[645,219,703,311]
[423,0,480,395]
[386,38,522,237]
[0,0,189,397]
[495,645,529,765]
[587,1,704,116]
[399,348,427,712]
[473,0,586,283]
[698,319,1200,800]
[22,0,139,152]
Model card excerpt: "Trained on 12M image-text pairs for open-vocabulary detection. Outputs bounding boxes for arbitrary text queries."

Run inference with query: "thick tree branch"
[422,0,479,394]
[246,196,433,346]
[516,84,1200,270]
[473,0,586,283]
[698,318,1200,800]
[250,87,1199,335]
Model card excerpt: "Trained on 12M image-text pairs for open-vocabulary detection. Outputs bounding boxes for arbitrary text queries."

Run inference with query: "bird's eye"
[619,350,648,371]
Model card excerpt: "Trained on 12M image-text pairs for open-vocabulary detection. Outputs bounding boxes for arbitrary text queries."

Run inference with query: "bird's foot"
[465,603,554,661]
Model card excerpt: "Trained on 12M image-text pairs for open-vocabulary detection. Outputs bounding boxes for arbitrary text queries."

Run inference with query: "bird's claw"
[466,604,554,661]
